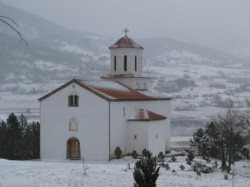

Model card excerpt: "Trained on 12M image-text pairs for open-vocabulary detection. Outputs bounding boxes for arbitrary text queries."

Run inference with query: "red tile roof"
[128,109,167,121]
[38,79,171,102]
[109,36,143,49]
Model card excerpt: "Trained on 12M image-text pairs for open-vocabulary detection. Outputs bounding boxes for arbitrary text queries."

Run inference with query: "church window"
[123,107,126,116]
[124,55,127,71]
[134,134,137,140]
[135,56,137,71]
[114,56,116,71]
[136,82,140,89]
[156,134,158,139]
[69,118,78,131]
[68,93,79,107]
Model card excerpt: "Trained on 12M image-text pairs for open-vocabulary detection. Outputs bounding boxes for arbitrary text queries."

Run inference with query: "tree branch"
[0,16,28,46]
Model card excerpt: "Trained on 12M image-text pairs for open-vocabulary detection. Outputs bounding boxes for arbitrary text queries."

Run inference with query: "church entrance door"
[67,137,80,160]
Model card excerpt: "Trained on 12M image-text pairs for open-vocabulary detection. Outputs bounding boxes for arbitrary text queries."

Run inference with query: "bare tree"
[212,109,245,172]
[0,15,28,46]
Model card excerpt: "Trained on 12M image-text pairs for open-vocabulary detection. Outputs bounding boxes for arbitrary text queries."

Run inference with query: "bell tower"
[101,29,149,90]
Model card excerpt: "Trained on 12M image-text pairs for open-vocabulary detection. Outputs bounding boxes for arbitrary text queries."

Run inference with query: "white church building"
[39,32,171,161]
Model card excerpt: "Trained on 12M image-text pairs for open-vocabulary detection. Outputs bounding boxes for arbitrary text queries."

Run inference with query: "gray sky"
[2,0,250,53]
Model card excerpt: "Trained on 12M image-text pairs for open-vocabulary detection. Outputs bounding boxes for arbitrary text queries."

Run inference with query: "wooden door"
[69,139,79,159]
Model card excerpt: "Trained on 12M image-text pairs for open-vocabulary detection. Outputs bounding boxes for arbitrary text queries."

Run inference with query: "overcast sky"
[1,0,250,53]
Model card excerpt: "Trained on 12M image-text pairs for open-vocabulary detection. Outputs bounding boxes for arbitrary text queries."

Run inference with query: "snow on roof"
[138,89,171,98]
[128,109,167,121]
[38,79,171,102]
[109,36,143,49]
[101,73,149,79]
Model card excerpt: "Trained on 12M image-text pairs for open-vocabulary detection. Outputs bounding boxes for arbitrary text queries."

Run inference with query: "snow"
[58,42,94,56]
[86,80,129,91]
[139,89,171,98]
[0,157,249,187]
[34,60,68,71]
[128,109,149,120]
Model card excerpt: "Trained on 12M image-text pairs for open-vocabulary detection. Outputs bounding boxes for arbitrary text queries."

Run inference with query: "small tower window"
[123,106,126,116]
[114,56,116,71]
[135,56,137,72]
[68,93,79,107]
[69,118,78,131]
[156,134,158,139]
[136,82,140,89]
[124,55,127,71]
[134,134,137,140]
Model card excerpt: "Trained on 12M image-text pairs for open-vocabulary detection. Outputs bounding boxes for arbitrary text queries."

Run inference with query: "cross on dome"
[123,28,129,36]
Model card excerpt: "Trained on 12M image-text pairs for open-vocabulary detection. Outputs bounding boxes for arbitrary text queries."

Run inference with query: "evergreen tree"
[0,120,8,158]
[6,113,24,159]
[133,151,160,187]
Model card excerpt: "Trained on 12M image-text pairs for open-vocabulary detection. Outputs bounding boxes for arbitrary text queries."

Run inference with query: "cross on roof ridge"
[123,28,129,36]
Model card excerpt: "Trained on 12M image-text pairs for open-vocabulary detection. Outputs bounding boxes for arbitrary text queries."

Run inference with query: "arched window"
[69,118,78,131]
[114,56,116,71]
[143,83,147,89]
[68,93,79,107]
[124,55,127,71]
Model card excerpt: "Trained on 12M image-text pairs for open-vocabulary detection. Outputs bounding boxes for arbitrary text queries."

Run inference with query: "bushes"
[241,147,250,159]
[171,156,176,162]
[142,148,149,157]
[132,150,138,159]
[158,152,165,163]
[187,151,194,161]
[114,146,122,159]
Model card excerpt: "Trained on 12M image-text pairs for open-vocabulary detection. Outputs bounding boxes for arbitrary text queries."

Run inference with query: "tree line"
[0,113,40,160]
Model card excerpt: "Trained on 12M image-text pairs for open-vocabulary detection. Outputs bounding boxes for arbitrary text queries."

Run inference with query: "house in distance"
[39,30,171,161]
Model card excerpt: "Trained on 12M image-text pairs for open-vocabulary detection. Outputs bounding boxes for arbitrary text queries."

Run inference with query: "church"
[39,31,171,161]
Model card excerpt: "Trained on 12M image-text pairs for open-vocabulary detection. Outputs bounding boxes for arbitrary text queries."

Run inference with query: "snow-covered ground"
[0,157,249,187]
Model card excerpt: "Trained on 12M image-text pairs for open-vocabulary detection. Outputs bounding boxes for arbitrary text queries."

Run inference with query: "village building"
[39,31,171,161]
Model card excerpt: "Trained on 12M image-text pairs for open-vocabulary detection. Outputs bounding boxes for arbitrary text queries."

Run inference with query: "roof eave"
[127,118,167,122]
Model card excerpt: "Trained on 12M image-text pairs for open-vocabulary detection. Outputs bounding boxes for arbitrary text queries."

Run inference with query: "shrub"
[179,165,185,170]
[188,152,195,161]
[132,150,138,159]
[241,147,250,159]
[142,148,149,157]
[133,152,160,187]
[165,163,170,170]
[114,146,122,159]
[186,160,191,165]
[158,152,165,163]
[203,156,211,163]
[171,156,176,162]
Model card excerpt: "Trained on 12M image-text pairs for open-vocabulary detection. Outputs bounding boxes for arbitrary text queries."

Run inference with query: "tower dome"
[102,29,149,90]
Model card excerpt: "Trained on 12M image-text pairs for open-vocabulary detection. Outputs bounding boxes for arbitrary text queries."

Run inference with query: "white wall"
[127,120,165,156]
[114,77,149,90]
[148,121,166,155]
[127,122,148,154]
[40,83,110,161]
